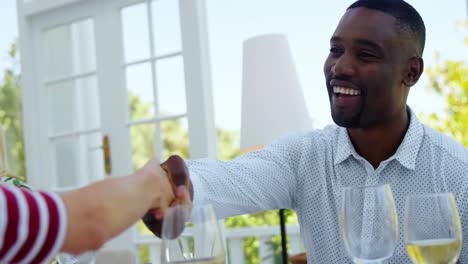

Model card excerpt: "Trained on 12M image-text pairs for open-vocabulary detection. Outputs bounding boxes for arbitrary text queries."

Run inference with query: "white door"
[17,0,217,255]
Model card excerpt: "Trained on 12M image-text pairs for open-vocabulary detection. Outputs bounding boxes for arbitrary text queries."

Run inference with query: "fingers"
[176,186,192,205]
[142,211,162,237]
[176,186,187,199]
[155,187,191,219]
[154,208,164,220]
[142,155,192,238]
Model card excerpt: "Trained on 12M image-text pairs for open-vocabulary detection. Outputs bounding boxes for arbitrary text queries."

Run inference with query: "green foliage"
[128,93,157,169]
[161,119,190,160]
[129,90,241,166]
[217,129,241,160]
[423,22,468,147]
[225,210,298,263]
[0,42,26,178]
[137,245,150,264]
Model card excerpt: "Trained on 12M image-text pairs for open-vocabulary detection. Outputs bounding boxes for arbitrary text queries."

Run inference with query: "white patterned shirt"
[188,109,468,263]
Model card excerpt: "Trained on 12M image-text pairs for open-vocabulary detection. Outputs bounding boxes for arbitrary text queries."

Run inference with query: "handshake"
[140,155,193,238]
[0,154,195,263]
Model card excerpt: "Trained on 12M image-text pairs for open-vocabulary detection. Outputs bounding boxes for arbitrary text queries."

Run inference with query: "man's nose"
[331,54,356,77]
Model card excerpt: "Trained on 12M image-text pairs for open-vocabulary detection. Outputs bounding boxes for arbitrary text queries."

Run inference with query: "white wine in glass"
[161,204,225,264]
[340,184,399,264]
[405,193,462,264]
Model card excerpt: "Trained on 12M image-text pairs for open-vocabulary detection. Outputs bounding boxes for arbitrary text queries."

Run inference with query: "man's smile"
[332,86,362,107]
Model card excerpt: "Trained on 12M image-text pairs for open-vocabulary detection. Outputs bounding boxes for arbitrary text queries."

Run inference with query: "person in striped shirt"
[0,156,191,263]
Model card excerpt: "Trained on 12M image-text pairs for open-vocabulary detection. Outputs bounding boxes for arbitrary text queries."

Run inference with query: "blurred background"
[0,0,467,263]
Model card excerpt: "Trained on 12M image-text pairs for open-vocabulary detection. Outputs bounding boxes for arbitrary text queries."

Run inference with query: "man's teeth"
[333,86,360,96]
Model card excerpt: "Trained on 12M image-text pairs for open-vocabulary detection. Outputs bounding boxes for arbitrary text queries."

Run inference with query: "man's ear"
[403,56,424,87]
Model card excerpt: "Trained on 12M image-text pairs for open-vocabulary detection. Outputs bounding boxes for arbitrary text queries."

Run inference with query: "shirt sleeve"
[0,184,68,264]
[188,133,305,219]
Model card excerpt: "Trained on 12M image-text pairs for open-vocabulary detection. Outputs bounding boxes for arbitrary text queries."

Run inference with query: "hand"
[137,158,175,211]
[142,155,193,237]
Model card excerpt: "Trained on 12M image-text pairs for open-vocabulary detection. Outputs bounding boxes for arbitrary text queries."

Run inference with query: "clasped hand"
[139,155,192,237]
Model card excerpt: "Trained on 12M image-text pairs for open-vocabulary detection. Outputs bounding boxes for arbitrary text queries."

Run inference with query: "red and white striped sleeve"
[0,184,68,264]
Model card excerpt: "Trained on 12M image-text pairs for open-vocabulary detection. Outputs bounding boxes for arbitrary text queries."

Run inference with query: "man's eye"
[359,52,377,58]
[329,47,342,56]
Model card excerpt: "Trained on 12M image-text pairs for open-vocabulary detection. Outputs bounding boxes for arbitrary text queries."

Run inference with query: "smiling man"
[324,1,425,169]
[144,0,468,263]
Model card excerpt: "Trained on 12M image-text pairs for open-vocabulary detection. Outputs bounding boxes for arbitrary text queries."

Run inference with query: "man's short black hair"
[348,0,426,55]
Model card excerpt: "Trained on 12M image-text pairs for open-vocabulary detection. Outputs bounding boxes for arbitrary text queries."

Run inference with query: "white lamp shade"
[240,34,312,149]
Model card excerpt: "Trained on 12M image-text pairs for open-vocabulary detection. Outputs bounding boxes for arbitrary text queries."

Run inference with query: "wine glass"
[339,184,399,263]
[404,193,462,264]
[161,204,225,264]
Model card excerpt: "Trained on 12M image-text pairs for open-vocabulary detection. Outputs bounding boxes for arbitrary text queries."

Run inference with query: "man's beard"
[331,107,362,128]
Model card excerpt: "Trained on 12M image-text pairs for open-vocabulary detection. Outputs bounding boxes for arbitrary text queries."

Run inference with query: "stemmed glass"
[161,204,225,264]
[404,193,462,264]
[340,184,399,263]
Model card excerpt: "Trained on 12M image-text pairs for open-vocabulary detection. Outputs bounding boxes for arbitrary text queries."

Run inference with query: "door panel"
[40,15,104,192]
[21,0,216,256]
[48,75,101,134]
[50,132,104,189]
[44,18,96,81]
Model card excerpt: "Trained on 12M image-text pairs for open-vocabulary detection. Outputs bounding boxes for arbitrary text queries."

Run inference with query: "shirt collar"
[334,107,424,170]
[392,108,424,170]
[334,126,358,165]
